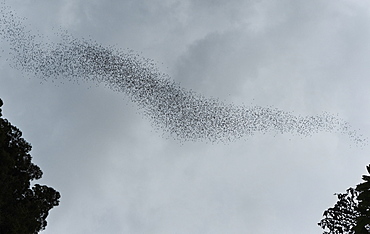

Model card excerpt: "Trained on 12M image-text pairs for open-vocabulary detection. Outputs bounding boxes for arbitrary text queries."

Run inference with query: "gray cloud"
[0,0,369,233]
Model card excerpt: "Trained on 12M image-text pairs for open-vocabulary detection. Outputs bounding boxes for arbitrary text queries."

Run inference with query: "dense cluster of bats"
[0,2,366,146]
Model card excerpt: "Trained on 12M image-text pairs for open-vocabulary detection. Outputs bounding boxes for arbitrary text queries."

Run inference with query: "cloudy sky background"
[1,0,370,233]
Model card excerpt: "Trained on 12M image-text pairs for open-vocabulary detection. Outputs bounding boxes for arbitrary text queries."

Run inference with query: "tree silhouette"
[318,164,370,233]
[0,98,61,233]
[354,165,370,233]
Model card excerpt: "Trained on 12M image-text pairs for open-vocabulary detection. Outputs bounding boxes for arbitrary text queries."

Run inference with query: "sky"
[0,0,370,233]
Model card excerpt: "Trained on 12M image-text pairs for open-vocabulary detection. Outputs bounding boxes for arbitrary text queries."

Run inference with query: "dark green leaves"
[318,164,370,233]
[0,99,60,234]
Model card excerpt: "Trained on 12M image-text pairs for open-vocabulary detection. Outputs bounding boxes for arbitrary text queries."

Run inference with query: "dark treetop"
[318,164,370,233]
[0,98,61,234]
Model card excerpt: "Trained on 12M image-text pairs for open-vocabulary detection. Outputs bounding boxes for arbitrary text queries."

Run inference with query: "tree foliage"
[354,165,370,233]
[318,164,370,233]
[0,98,61,233]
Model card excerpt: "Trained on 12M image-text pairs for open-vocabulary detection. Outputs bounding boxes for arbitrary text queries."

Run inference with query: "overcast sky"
[1,0,370,233]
